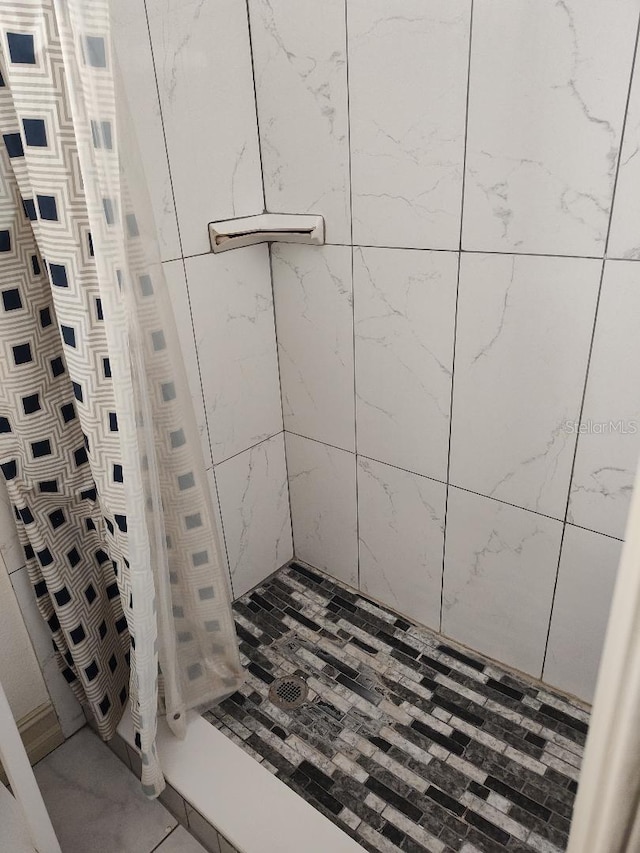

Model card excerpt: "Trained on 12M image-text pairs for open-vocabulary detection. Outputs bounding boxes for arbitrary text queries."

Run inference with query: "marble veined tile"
[442,487,563,678]
[609,54,640,258]
[35,728,176,853]
[272,244,355,452]
[146,0,263,257]
[450,252,600,519]
[286,433,358,587]
[348,0,471,249]
[358,456,446,630]
[185,247,283,464]
[544,525,621,703]
[463,0,640,256]
[215,433,292,599]
[248,0,351,244]
[568,261,640,539]
[354,246,457,481]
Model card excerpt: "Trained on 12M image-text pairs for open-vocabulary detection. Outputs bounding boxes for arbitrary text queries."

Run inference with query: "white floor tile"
[156,825,209,853]
[34,728,176,853]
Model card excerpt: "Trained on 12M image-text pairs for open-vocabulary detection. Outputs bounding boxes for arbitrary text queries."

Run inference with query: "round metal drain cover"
[269,676,308,709]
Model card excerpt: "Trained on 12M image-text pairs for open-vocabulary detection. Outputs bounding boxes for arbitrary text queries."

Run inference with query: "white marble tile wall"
[248,0,351,245]
[450,253,600,519]
[285,433,358,588]
[347,0,471,249]
[463,0,640,257]
[354,246,457,482]
[111,2,292,598]
[357,457,446,631]
[183,247,282,465]
[144,0,264,258]
[568,261,640,540]
[543,525,622,703]
[215,434,293,599]
[246,0,640,700]
[442,488,563,677]
[112,0,292,602]
[272,244,355,452]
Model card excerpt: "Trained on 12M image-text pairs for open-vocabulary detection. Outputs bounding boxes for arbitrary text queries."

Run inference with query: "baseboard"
[0,702,64,785]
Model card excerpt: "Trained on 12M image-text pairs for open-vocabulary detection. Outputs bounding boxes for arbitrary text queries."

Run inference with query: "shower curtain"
[0,0,243,796]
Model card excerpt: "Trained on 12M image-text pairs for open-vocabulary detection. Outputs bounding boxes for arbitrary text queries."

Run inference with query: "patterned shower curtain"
[0,0,243,796]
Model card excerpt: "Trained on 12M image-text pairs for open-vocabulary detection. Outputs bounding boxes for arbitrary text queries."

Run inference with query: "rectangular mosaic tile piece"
[204,562,588,853]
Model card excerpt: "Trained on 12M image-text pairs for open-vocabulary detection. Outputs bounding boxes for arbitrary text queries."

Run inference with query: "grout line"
[283,430,622,540]
[177,256,235,596]
[343,0,360,590]
[169,243,640,267]
[440,0,475,634]
[267,246,296,557]
[213,429,284,468]
[309,245,607,261]
[141,0,184,259]
[244,1,293,557]
[148,825,179,853]
[540,11,640,678]
[170,244,618,263]
[244,0,267,212]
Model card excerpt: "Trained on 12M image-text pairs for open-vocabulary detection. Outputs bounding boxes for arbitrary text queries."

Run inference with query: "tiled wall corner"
[285,433,358,588]
[215,434,292,599]
[248,0,351,245]
[272,243,355,452]
[145,0,264,258]
[113,1,290,598]
[183,247,283,465]
[251,0,640,700]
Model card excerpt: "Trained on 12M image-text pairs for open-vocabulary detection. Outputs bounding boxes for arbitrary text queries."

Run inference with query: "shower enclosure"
[4,0,640,851]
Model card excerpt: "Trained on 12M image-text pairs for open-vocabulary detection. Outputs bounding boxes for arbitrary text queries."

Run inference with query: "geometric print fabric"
[0,0,243,797]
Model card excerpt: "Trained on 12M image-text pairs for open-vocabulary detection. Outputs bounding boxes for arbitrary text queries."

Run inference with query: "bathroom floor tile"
[34,727,176,853]
[156,825,210,853]
[205,562,588,853]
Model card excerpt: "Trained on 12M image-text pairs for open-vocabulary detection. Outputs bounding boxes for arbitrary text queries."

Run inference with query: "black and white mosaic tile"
[205,562,588,853]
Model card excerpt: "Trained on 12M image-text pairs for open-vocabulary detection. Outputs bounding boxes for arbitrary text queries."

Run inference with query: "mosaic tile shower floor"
[205,562,587,853]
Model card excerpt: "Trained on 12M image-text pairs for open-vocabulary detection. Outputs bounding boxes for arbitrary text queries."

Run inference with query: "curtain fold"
[0,0,243,797]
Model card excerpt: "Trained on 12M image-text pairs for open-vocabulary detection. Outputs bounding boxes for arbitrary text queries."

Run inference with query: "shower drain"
[268,675,308,709]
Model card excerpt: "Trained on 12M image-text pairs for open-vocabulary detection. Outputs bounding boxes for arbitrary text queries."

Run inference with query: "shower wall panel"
[252,0,640,703]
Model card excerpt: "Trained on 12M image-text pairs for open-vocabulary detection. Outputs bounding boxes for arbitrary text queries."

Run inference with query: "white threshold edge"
[117,707,364,853]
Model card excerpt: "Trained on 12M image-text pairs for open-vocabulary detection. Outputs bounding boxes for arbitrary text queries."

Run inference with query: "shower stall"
[2,0,640,851]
